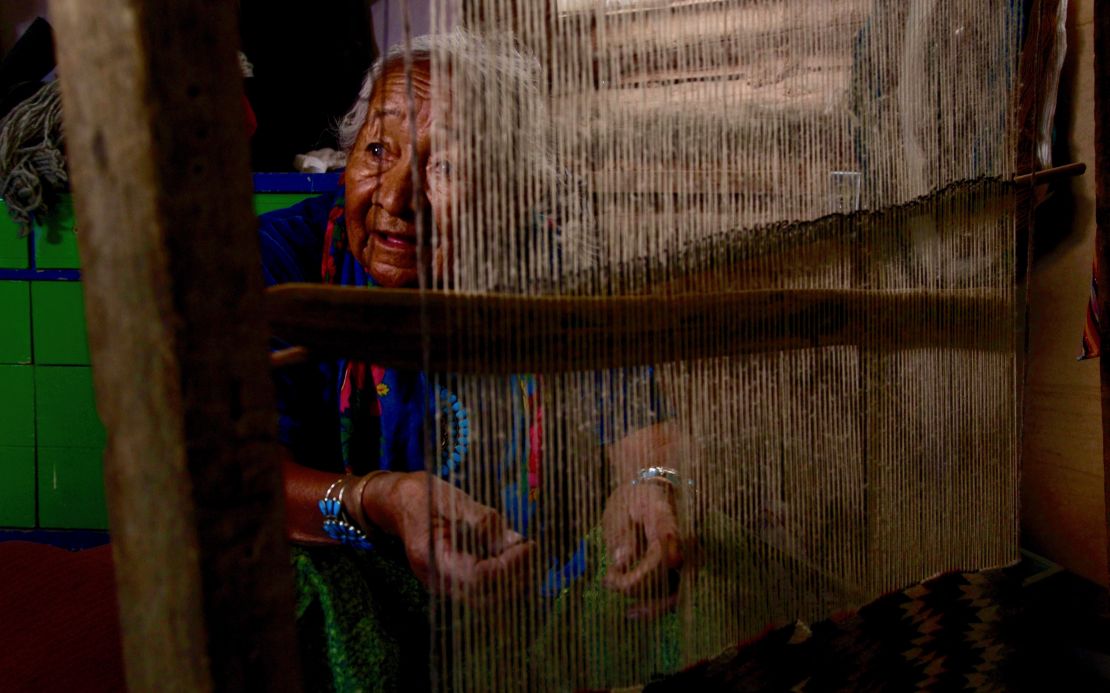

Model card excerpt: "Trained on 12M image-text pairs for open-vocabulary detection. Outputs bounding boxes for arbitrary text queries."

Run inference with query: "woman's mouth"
[374,231,418,249]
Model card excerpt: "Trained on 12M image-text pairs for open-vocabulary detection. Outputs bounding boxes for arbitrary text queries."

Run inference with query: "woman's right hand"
[360,471,536,604]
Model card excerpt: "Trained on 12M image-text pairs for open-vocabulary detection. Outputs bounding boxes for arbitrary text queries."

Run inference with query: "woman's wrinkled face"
[345,59,455,288]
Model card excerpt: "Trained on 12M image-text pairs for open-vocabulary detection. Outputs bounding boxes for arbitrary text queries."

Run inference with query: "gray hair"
[337,28,548,160]
[337,28,596,289]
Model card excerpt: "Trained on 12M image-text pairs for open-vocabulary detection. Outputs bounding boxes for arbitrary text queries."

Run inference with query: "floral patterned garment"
[283,180,548,534]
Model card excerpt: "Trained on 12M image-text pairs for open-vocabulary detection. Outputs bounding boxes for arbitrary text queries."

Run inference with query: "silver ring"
[631,466,693,489]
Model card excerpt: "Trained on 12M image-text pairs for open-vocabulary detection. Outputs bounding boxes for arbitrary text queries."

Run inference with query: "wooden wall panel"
[1023,0,1108,586]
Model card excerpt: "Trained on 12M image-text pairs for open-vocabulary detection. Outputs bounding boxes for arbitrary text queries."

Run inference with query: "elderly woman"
[261,29,685,688]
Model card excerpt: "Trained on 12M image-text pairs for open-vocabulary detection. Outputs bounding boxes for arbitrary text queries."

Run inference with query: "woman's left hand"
[601,478,683,619]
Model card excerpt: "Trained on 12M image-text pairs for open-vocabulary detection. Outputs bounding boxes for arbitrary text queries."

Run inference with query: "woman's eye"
[431,159,452,177]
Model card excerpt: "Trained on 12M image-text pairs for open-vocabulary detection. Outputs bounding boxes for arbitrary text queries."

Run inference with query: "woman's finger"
[603,494,641,575]
[434,536,536,602]
[468,506,526,557]
[626,592,679,620]
[603,517,642,580]
[471,540,536,596]
[492,527,527,557]
[447,485,504,527]
[423,524,478,597]
[604,540,669,596]
[642,507,683,570]
[428,479,524,558]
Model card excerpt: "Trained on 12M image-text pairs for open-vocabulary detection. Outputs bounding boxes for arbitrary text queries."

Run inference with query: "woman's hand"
[361,471,536,604]
[602,421,691,619]
[602,478,684,619]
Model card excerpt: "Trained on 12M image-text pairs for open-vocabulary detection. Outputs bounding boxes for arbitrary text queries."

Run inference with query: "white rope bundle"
[0,79,66,232]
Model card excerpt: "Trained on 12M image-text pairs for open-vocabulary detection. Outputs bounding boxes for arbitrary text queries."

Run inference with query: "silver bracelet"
[631,466,693,490]
[319,476,374,550]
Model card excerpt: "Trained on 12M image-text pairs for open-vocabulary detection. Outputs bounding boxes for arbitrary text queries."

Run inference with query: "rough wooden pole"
[1096,1,1110,583]
[50,2,301,691]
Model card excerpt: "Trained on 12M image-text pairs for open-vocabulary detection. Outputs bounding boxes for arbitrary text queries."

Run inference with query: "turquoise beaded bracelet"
[319,476,374,550]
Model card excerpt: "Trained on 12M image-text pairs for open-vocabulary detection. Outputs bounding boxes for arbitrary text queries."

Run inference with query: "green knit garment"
[292,544,429,693]
[291,515,820,691]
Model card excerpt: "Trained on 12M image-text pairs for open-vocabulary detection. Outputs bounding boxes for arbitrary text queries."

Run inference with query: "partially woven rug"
[641,569,1022,692]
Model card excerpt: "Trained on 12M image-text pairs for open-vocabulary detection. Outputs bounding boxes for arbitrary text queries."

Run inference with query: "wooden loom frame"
[50,1,301,690]
[45,0,1098,690]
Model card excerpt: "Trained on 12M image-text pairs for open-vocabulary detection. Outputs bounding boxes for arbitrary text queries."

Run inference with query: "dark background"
[238,0,377,171]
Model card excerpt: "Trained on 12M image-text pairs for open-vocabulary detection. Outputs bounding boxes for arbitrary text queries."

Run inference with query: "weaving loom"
[39,0,1068,689]
[262,1,1031,689]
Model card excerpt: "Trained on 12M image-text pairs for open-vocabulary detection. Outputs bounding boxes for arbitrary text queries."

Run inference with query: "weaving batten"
[352,1,1031,689]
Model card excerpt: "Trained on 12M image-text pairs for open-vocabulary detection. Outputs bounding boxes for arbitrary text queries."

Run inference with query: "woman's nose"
[375,159,425,219]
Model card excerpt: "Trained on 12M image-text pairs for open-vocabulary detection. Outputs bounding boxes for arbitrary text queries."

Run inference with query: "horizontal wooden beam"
[266,285,1011,374]
[1013,161,1087,185]
[582,163,1082,197]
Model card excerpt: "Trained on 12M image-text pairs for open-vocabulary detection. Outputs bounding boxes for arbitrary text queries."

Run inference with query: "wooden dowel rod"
[270,346,310,369]
[266,284,1012,374]
[1013,161,1087,184]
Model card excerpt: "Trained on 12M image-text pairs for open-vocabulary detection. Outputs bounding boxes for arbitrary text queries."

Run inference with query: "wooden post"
[1095,2,1110,583]
[49,2,301,691]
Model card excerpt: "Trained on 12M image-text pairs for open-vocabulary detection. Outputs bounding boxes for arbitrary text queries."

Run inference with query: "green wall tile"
[0,365,34,446]
[0,281,31,363]
[0,446,34,527]
[0,203,28,269]
[37,446,108,529]
[33,194,80,269]
[35,366,105,448]
[254,193,312,216]
[31,281,90,365]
